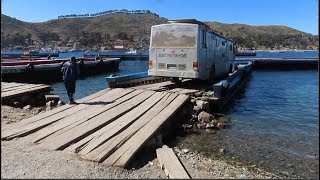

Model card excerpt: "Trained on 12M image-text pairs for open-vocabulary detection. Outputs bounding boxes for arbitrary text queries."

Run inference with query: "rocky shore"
[1,104,283,179]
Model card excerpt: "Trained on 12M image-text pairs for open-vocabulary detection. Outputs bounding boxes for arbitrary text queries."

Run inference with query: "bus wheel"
[208,66,215,84]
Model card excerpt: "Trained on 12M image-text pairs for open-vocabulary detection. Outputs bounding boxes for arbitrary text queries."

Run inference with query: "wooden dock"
[1,82,51,106]
[1,88,189,168]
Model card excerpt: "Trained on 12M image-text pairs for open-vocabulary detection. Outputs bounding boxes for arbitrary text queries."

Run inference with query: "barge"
[1,57,120,83]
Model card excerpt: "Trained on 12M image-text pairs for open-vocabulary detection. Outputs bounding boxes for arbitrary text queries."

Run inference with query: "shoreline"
[1,104,283,179]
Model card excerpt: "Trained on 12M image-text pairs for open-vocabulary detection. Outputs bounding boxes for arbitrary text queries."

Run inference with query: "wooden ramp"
[133,80,200,95]
[1,88,189,168]
[1,82,51,102]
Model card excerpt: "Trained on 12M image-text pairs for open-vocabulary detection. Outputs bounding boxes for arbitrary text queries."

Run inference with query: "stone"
[206,129,216,133]
[194,91,203,97]
[20,113,26,116]
[193,106,200,112]
[46,101,53,107]
[217,116,230,123]
[13,101,22,108]
[219,148,226,153]
[286,163,294,168]
[190,99,196,103]
[3,115,8,118]
[211,119,218,125]
[57,100,65,106]
[198,111,213,123]
[196,96,210,101]
[205,91,215,97]
[196,100,210,111]
[239,174,247,179]
[217,122,225,129]
[206,123,215,129]
[23,105,32,110]
[182,149,190,154]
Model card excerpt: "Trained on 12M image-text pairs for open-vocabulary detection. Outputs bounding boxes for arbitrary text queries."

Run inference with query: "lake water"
[4,50,318,178]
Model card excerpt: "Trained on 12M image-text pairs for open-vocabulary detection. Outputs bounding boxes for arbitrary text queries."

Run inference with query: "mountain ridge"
[1,12,318,50]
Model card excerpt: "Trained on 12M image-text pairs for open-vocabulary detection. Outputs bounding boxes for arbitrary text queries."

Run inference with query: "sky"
[1,0,319,35]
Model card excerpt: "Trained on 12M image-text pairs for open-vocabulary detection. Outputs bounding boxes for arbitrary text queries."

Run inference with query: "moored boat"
[1,57,121,83]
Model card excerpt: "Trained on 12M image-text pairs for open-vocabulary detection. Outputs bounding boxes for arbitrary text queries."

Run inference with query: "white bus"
[148,19,235,83]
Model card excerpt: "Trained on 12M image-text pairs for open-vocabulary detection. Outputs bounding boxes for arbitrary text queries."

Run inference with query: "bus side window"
[202,30,206,48]
[230,44,233,51]
[216,39,219,47]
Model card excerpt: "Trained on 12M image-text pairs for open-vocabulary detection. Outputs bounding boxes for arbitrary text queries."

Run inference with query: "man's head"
[70,56,77,63]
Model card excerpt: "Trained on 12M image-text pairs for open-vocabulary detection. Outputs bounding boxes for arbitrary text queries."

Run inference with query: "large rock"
[196,100,209,111]
[198,111,214,123]
[217,122,226,129]
[23,105,32,110]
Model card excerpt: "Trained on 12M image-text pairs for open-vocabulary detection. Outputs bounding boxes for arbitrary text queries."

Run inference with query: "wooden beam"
[1,88,116,139]
[80,93,177,162]
[156,146,191,179]
[31,88,137,143]
[77,92,167,156]
[40,90,156,151]
[103,94,189,167]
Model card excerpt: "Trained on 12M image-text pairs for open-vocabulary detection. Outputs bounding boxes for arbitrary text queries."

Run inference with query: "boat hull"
[1,58,120,83]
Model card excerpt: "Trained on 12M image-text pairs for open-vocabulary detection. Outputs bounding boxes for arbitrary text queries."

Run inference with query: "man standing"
[61,56,80,104]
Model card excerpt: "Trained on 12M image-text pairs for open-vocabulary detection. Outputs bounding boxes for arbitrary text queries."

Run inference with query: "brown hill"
[1,13,318,50]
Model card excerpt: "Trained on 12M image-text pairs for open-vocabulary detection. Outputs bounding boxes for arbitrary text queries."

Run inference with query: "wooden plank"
[103,94,189,167]
[77,91,167,156]
[1,82,26,89]
[80,93,177,162]
[1,83,48,92]
[1,88,117,140]
[32,89,141,143]
[1,85,51,99]
[178,89,199,94]
[39,90,156,151]
[133,81,173,90]
[1,83,30,91]
[1,87,112,131]
[156,146,191,179]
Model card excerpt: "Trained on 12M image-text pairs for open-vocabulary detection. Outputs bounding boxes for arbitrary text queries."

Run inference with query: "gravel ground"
[1,105,280,179]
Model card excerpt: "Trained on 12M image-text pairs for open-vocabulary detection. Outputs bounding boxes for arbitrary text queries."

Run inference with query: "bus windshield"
[151,24,196,48]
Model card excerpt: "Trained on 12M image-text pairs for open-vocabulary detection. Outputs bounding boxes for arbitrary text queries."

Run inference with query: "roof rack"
[168,19,209,29]
[168,19,233,42]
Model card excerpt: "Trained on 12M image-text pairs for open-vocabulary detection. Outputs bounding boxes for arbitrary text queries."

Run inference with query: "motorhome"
[148,19,235,83]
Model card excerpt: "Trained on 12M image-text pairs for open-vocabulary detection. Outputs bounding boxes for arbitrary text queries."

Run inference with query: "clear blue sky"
[1,0,318,35]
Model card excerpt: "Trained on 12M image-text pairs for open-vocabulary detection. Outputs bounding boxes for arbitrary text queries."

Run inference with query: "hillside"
[1,12,318,50]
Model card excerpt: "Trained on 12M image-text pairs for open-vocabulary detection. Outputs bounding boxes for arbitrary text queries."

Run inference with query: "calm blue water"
[51,58,148,102]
